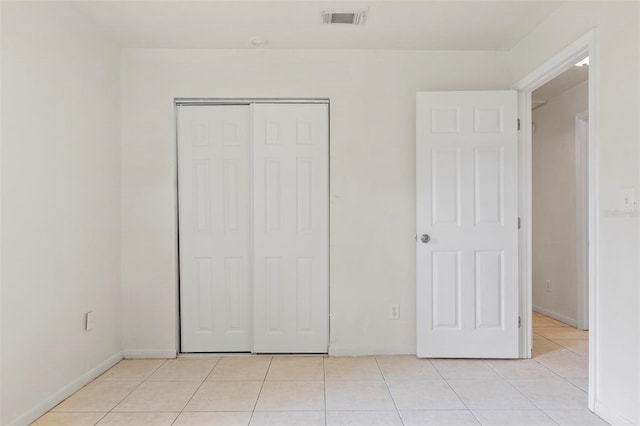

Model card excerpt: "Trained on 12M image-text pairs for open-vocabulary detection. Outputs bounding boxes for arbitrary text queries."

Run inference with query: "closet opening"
[175,99,330,354]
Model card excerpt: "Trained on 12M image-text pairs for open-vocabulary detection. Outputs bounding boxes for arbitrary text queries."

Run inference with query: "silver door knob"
[420,234,431,243]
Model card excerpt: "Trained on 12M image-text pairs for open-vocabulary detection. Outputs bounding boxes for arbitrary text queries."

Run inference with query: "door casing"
[513,29,597,410]
[575,111,589,331]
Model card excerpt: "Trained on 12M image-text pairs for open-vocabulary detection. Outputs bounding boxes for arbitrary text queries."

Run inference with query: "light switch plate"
[621,187,636,212]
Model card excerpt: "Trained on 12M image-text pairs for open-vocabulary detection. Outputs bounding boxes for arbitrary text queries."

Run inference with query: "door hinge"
[518,316,521,328]
[517,118,521,131]
[518,217,521,229]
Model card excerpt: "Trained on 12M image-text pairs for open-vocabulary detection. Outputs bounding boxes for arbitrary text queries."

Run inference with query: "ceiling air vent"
[322,9,367,25]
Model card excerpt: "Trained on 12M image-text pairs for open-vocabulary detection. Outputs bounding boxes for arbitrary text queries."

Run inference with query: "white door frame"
[575,111,589,331]
[513,29,597,410]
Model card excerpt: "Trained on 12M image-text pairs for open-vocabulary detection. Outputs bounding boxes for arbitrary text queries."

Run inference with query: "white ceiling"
[70,0,564,50]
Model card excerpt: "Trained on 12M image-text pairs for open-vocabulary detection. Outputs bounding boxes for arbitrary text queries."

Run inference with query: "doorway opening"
[530,64,589,381]
[514,30,596,410]
[531,63,589,330]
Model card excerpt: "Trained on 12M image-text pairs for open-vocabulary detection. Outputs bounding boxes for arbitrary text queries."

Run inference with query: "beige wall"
[532,80,588,325]
[509,2,640,424]
[119,49,512,357]
[1,3,122,424]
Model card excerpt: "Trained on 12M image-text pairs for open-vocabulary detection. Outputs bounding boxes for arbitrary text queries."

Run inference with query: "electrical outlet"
[545,280,552,292]
[85,311,94,331]
[389,304,400,320]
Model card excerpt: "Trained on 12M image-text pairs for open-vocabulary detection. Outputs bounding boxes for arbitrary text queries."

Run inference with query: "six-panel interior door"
[416,91,519,358]
[252,104,329,353]
[178,105,252,352]
[178,102,329,354]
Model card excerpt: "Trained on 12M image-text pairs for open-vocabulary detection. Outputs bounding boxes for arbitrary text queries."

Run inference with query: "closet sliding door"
[252,104,329,353]
[178,105,252,353]
[178,102,328,354]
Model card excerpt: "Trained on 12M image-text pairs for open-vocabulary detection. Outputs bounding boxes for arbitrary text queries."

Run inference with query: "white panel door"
[252,104,329,353]
[416,91,519,358]
[178,105,252,352]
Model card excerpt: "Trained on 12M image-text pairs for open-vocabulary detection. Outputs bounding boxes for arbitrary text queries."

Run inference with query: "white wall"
[509,2,640,424]
[532,80,588,325]
[0,3,122,424]
[120,49,512,356]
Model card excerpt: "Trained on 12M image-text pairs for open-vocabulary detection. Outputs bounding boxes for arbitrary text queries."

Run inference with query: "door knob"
[420,234,431,243]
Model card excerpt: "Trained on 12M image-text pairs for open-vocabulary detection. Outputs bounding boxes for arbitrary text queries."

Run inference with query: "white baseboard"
[533,305,577,328]
[124,349,176,359]
[9,351,123,426]
[595,399,635,425]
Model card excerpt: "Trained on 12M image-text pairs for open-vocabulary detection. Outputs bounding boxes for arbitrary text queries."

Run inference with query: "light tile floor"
[33,313,605,425]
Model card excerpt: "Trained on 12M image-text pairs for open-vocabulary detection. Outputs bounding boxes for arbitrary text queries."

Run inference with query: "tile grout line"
[171,357,221,424]
[42,359,170,424]
[440,372,475,422]
[91,412,109,426]
[101,359,169,418]
[323,355,327,426]
[374,357,405,426]
[247,356,273,426]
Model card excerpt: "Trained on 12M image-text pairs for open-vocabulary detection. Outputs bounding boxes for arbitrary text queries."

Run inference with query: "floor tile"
[265,356,324,380]
[533,317,570,328]
[485,359,556,379]
[471,409,557,425]
[567,378,588,392]
[35,313,593,426]
[31,412,106,426]
[400,410,480,425]
[536,355,588,379]
[534,343,577,359]
[532,335,566,357]
[509,379,587,409]
[554,339,589,357]
[96,412,179,425]
[326,410,403,426]
[447,380,535,409]
[173,412,252,426]
[534,328,589,340]
[543,408,608,425]
[431,360,500,379]
[254,380,324,411]
[184,381,262,411]
[113,381,199,412]
[376,356,441,380]
[250,411,325,425]
[386,379,465,410]
[96,359,165,382]
[147,358,219,381]
[208,357,271,381]
[325,380,395,410]
[52,382,138,412]
[324,357,382,380]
